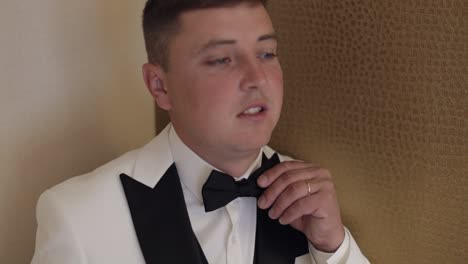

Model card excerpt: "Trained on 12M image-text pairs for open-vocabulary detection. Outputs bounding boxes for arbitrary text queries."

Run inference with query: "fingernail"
[257,175,267,186]
[279,217,286,225]
[258,196,266,208]
[268,209,276,219]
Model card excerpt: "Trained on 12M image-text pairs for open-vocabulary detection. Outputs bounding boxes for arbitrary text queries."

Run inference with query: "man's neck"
[174,128,261,178]
[190,145,260,178]
[207,151,260,178]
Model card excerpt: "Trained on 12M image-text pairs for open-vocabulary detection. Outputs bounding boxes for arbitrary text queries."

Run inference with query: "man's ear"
[142,63,171,111]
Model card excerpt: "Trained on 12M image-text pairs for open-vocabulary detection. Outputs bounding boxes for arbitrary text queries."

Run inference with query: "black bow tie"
[202,153,280,212]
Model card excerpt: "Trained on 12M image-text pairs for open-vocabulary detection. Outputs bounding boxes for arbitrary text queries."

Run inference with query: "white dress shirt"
[168,126,369,264]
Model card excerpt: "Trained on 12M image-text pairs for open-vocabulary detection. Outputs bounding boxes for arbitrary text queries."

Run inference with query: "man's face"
[154,3,283,159]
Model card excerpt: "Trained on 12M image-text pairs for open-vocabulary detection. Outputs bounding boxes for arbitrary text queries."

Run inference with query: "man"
[32,1,370,263]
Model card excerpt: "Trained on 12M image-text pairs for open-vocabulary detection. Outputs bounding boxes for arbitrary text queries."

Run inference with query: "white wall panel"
[0,1,153,262]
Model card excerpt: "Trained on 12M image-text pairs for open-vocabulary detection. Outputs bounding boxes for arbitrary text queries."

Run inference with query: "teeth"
[243,107,262,115]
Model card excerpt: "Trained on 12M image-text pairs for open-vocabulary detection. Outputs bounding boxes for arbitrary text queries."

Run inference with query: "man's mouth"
[237,104,268,119]
[242,106,265,115]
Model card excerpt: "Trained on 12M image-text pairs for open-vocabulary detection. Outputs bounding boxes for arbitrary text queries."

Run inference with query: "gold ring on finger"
[306,181,312,196]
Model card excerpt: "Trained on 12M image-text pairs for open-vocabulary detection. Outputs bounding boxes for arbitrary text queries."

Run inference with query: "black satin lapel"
[120,165,208,264]
[254,153,309,264]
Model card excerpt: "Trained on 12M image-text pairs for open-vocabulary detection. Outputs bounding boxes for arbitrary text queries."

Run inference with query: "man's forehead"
[174,4,275,50]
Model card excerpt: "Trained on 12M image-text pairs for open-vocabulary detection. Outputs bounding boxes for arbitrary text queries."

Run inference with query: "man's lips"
[237,103,268,117]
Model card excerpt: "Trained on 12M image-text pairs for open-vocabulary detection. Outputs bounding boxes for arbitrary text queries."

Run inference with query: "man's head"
[143,0,268,70]
[142,0,283,168]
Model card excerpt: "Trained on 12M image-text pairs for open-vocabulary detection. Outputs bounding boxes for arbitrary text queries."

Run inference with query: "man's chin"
[236,134,272,152]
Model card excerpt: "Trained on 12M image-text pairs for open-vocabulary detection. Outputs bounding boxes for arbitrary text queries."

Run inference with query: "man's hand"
[257,160,345,252]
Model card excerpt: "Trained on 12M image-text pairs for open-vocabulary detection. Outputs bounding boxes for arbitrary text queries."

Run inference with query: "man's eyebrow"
[197,39,237,54]
[258,33,277,42]
[197,33,278,55]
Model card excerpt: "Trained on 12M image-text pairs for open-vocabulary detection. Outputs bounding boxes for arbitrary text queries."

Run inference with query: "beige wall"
[0,1,154,263]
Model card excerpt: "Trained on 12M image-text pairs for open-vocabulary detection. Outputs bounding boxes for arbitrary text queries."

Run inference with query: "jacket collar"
[131,124,174,188]
[130,123,274,198]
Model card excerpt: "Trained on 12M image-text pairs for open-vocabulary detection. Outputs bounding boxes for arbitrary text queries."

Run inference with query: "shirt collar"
[168,126,263,204]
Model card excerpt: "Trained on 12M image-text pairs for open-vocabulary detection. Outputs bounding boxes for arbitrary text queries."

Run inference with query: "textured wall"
[0,1,153,263]
[267,0,468,263]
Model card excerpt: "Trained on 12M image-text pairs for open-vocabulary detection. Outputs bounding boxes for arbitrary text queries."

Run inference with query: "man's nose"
[240,59,268,91]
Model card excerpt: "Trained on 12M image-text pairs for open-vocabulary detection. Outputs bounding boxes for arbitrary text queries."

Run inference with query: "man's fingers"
[258,168,315,209]
[257,160,312,188]
[258,166,331,209]
[278,194,326,225]
[267,178,328,219]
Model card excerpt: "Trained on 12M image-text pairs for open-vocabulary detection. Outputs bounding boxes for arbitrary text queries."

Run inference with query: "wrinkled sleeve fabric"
[309,227,370,264]
[31,190,86,264]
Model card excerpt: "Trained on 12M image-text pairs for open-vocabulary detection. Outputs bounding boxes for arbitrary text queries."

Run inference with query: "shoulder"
[41,124,174,206]
[37,123,175,215]
[40,148,139,210]
[51,148,139,192]
[33,148,150,263]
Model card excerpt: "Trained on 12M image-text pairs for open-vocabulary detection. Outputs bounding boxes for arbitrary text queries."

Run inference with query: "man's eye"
[206,57,232,66]
[259,52,278,60]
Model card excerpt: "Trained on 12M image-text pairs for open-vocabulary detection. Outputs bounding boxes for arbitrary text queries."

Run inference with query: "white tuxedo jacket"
[32,125,368,264]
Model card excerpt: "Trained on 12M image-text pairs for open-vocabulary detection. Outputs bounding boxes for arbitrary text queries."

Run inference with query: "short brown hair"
[142,0,268,70]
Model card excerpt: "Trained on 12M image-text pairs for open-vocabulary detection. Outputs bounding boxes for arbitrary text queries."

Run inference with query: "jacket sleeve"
[31,190,87,264]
